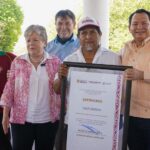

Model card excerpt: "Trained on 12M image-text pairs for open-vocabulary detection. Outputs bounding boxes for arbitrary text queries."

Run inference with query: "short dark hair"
[55,9,75,22]
[129,9,150,26]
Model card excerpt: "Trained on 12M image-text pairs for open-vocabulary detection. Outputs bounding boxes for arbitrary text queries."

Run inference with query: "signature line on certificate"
[76,113,107,118]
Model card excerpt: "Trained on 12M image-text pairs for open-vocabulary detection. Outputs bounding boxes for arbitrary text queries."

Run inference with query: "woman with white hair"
[1,25,61,150]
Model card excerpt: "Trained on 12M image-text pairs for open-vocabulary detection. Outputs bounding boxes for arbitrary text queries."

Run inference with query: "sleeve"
[118,47,126,64]
[53,56,61,80]
[118,48,125,57]
[6,52,16,61]
[111,52,121,66]
[0,59,16,108]
[143,55,150,81]
[144,72,150,82]
[115,53,121,65]
[54,73,59,80]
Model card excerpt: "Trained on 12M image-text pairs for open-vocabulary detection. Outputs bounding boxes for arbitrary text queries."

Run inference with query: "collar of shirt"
[130,36,150,49]
[54,34,77,44]
[19,51,52,64]
[56,34,73,44]
[76,46,108,63]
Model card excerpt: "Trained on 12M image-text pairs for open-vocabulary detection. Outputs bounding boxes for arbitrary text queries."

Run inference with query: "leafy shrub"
[0,0,23,52]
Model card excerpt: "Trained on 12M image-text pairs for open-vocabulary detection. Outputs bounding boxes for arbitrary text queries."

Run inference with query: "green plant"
[0,0,23,52]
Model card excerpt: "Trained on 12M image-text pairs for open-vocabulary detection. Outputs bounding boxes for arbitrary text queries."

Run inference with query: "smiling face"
[26,32,46,56]
[78,26,101,52]
[129,13,150,42]
[55,16,75,40]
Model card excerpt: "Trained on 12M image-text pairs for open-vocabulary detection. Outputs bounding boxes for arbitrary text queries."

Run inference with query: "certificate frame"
[57,62,132,150]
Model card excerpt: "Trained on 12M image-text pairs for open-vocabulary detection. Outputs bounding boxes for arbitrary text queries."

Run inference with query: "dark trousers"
[0,113,12,150]
[11,121,59,150]
[128,116,150,150]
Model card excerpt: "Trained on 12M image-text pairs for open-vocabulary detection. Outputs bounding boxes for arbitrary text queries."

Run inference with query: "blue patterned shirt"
[46,34,80,61]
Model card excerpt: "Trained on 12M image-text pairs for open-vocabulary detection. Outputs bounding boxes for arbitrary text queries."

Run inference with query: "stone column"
[83,0,110,48]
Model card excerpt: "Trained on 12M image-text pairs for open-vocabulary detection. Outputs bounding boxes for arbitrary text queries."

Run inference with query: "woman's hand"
[2,115,9,134]
[2,106,10,134]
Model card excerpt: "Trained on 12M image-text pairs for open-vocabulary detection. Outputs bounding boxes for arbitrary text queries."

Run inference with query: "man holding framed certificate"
[54,16,121,93]
[121,9,150,150]
[54,16,123,150]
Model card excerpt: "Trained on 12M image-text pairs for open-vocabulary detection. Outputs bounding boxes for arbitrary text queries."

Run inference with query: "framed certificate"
[57,62,132,150]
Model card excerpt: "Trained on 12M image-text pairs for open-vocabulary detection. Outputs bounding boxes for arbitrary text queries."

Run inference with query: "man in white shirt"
[54,16,121,150]
[54,16,121,91]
